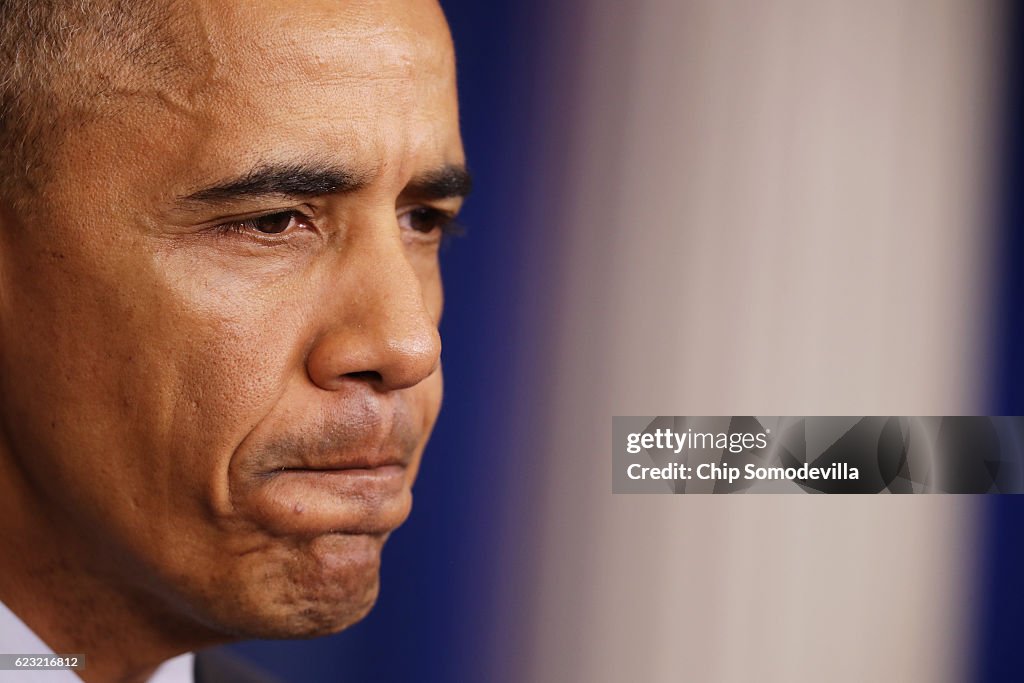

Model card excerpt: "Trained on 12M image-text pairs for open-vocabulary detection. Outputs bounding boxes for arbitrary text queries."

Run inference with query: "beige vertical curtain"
[506,1,1003,681]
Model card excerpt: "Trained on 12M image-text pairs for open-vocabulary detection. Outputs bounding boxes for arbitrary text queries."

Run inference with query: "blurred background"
[225,0,1024,681]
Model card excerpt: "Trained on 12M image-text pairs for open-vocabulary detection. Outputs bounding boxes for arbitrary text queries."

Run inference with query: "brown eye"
[214,209,315,244]
[249,211,300,234]
[399,207,456,234]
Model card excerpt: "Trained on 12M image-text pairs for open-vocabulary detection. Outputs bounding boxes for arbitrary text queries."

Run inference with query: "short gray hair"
[0,0,178,200]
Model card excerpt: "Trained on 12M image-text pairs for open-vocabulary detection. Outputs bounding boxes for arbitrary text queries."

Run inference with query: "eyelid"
[397,204,455,218]
[205,202,463,245]
[210,207,318,244]
[397,205,464,237]
[201,204,318,230]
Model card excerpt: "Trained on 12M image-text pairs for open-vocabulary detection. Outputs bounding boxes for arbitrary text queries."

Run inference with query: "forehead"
[195,1,454,154]
[51,0,461,206]
[188,0,453,88]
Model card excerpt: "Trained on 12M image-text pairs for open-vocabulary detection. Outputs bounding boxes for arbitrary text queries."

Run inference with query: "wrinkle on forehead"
[114,0,455,126]
[98,0,451,108]
[205,0,454,85]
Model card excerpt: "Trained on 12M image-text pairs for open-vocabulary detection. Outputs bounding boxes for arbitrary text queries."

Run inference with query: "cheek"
[0,231,309,545]
[140,253,318,478]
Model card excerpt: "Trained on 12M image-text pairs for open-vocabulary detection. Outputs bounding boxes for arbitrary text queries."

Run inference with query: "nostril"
[345,370,383,383]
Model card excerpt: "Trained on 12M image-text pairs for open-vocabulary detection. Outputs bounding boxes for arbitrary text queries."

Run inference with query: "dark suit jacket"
[194,650,285,683]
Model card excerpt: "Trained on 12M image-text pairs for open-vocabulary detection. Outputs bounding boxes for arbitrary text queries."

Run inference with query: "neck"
[0,454,225,683]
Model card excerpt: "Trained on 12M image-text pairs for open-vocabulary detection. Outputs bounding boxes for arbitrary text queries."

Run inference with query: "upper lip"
[247,405,421,477]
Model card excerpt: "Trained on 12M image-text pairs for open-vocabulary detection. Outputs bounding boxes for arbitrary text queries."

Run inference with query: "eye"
[214,210,314,242]
[398,207,459,236]
[243,211,306,235]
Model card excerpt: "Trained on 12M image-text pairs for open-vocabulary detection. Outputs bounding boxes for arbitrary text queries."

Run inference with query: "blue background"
[979,1,1024,681]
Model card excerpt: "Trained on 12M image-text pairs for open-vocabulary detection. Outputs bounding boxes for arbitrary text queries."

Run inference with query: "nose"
[306,227,442,393]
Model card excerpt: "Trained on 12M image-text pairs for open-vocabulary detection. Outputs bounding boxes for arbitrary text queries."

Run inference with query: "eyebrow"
[180,163,367,204]
[178,162,472,205]
[404,165,474,201]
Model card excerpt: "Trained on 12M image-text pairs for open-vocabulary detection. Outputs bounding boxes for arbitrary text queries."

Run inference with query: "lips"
[277,447,414,474]
[230,405,424,537]
[235,445,418,538]
[237,460,413,537]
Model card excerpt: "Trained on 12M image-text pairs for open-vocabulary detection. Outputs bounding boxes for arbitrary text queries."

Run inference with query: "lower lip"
[240,465,412,536]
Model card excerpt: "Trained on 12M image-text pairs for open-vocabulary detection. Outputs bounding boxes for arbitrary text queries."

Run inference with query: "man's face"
[0,0,463,638]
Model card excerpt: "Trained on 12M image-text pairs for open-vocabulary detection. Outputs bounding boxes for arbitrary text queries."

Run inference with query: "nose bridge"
[307,220,441,392]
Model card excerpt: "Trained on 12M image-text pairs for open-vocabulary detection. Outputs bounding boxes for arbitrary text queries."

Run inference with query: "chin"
[254,581,381,640]
[200,532,388,640]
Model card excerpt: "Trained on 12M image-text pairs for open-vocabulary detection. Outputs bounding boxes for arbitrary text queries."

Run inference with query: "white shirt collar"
[0,601,194,683]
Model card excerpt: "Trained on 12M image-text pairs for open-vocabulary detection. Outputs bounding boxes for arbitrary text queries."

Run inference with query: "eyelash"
[214,207,464,243]
[216,210,314,240]
[399,207,464,239]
